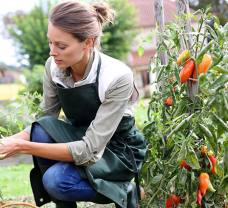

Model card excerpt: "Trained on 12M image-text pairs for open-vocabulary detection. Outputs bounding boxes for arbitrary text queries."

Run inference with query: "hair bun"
[93,2,115,26]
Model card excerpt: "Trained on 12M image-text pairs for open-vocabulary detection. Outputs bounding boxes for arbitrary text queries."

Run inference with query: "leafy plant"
[0,92,43,137]
[141,9,228,208]
[101,0,137,60]
[20,64,44,95]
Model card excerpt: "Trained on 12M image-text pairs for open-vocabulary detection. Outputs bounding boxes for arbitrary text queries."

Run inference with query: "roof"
[127,0,177,69]
[128,0,177,28]
[128,48,156,70]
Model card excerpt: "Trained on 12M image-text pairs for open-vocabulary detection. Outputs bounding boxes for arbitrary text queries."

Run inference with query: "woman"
[0,1,147,207]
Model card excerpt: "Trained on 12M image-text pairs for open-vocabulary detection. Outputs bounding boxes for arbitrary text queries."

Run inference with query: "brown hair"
[49,0,115,46]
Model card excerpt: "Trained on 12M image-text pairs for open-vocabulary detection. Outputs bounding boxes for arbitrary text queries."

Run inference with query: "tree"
[189,0,228,25]
[5,1,52,68]
[4,0,136,68]
[101,0,137,60]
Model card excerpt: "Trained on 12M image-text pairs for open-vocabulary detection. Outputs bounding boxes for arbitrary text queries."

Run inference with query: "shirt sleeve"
[23,58,61,134]
[67,72,134,166]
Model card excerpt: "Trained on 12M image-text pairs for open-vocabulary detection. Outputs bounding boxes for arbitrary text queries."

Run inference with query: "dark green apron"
[30,55,147,208]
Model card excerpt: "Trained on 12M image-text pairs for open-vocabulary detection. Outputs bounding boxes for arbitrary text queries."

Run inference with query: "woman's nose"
[49,45,58,56]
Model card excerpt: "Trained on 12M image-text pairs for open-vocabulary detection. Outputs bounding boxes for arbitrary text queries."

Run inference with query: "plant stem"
[199,33,206,52]
[194,17,204,58]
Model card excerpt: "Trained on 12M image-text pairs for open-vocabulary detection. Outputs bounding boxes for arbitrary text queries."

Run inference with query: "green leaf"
[212,65,228,74]
[224,141,228,175]
[220,175,228,194]
[179,169,188,186]
[204,24,218,40]
[151,174,163,185]
[211,74,228,91]
[222,93,228,109]
[137,46,145,57]
[223,54,228,64]
[0,127,8,134]
[199,124,217,152]
[199,124,213,138]
[167,114,194,139]
[174,66,180,84]
[213,113,228,131]
[156,65,166,83]
[186,149,200,170]
[177,140,188,163]
[196,40,214,63]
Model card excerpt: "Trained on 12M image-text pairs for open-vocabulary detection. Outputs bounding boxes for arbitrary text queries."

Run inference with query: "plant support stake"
[176,0,198,100]
[154,0,168,90]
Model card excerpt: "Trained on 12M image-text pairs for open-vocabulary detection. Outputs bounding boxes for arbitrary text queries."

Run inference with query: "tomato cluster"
[173,145,217,207]
[177,50,213,83]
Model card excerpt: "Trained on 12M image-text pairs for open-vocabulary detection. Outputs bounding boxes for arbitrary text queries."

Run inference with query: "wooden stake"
[176,0,198,100]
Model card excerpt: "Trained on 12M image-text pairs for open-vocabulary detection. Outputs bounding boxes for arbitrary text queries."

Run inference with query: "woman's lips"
[54,59,62,65]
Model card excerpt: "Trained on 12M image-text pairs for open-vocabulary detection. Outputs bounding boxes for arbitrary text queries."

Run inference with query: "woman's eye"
[58,46,66,50]
[48,41,66,50]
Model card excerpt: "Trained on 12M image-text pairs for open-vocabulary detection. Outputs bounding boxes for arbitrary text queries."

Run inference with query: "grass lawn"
[0,164,33,198]
[0,164,114,208]
[0,84,24,100]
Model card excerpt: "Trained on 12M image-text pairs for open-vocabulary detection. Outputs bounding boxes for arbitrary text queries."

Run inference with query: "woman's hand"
[0,138,26,160]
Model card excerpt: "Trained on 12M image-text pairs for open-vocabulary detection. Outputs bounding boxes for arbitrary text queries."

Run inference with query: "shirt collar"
[52,49,95,80]
[50,48,100,88]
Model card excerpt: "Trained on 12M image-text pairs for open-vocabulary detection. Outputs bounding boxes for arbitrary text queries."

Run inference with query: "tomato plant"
[141,9,227,208]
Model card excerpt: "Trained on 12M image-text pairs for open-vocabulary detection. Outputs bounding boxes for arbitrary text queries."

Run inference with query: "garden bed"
[0,198,114,208]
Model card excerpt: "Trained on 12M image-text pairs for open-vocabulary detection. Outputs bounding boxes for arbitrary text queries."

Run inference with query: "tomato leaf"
[186,149,201,170]
[151,174,163,185]
[224,140,228,175]
[220,175,228,194]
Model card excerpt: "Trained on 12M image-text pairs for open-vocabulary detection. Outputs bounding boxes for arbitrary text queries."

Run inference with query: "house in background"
[127,0,177,97]
[0,62,22,84]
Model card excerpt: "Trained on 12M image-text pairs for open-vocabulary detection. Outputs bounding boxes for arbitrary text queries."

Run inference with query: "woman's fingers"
[0,139,20,159]
[0,153,7,160]
[0,139,7,159]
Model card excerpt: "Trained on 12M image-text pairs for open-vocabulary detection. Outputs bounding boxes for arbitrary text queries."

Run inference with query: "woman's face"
[47,22,87,69]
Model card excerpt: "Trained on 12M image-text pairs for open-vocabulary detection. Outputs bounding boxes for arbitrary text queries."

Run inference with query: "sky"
[0,0,227,66]
[0,0,38,66]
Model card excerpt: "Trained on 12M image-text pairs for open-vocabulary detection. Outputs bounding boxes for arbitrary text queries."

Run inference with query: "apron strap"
[95,54,102,86]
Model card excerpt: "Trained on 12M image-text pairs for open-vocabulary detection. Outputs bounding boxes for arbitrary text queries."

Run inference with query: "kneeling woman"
[0,1,147,207]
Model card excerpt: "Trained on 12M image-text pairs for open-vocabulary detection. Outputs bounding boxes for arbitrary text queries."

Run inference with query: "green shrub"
[141,10,228,207]
[0,92,43,137]
[21,64,44,96]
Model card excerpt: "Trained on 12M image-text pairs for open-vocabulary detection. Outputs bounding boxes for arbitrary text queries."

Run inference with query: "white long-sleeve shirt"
[26,48,135,165]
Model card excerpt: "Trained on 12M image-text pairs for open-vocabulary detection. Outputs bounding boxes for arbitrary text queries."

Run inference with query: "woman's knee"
[42,162,77,201]
[42,162,65,200]
[42,162,96,201]
[31,123,53,143]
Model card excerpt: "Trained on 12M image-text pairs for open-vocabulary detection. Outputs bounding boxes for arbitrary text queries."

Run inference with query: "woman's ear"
[84,37,95,50]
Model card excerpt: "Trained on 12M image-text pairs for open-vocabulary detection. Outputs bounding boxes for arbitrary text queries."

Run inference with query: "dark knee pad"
[31,123,54,143]
[31,123,57,173]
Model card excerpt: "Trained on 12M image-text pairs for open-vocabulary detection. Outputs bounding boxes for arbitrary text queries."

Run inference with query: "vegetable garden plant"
[141,9,228,208]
